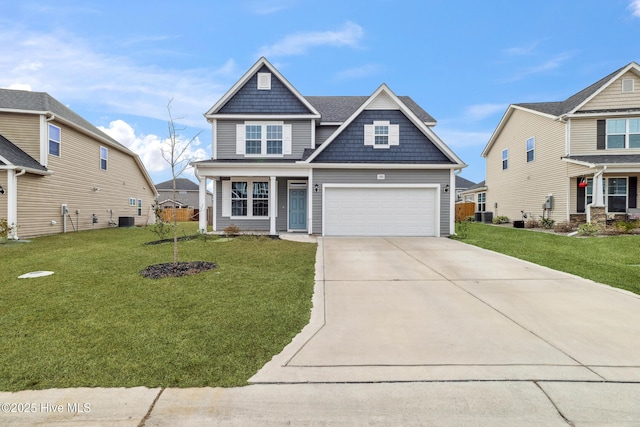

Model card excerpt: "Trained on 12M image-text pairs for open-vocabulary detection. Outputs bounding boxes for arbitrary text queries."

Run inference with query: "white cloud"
[630,0,640,17]
[99,119,208,174]
[334,63,382,80]
[503,41,540,56]
[0,29,233,128]
[258,21,364,57]
[464,103,507,121]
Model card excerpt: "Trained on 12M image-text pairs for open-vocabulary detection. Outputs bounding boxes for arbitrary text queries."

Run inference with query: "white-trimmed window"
[224,179,272,218]
[607,177,627,213]
[100,146,108,170]
[606,119,640,149]
[236,122,291,157]
[477,192,486,212]
[526,137,535,162]
[137,199,142,216]
[364,121,399,148]
[48,123,61,156]
[502,149,508,170]
[129,198,136,206]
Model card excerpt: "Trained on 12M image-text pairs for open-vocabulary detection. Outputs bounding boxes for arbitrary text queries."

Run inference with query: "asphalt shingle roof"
[305,96,436,123]
[0,89,126,150]
[155,178,200,191]
[0,134,48,172]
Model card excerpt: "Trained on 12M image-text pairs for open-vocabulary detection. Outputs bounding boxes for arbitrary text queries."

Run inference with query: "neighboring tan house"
[156,178,212,209]
[481,62,640,225]
[0,89,157,238]
[192,57,466,236]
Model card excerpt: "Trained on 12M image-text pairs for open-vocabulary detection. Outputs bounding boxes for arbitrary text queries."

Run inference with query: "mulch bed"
[140,261,217,279]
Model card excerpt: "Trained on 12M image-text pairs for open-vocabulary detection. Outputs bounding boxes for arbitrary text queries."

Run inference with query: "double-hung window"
[477,192,486,212]
[606,119,640,149]
[100,146,108,170]
[228,180,269,218]
[607,178,627,213]
[502,149,508,170]
[364,121,399,148]
[374,124,389,145]
[526,137,535,162]
[48,124,61,156]
[237,122,290,157]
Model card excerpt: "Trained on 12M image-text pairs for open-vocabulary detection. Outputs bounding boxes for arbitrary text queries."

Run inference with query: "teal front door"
[289,188,307,230]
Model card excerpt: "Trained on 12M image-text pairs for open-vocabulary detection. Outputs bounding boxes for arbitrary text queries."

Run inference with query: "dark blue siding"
[219,66,312,114]
[311,110,452,164]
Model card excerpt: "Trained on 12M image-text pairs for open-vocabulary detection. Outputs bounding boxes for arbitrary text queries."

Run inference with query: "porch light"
[314,184,319,192]
[443,184,449,193]
[0,185,4,195]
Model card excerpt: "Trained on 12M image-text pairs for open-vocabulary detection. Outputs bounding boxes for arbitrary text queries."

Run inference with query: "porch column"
[198,175,207,233]
[6,169,18,239]
[593,169,605,207]
[269,176,276,235]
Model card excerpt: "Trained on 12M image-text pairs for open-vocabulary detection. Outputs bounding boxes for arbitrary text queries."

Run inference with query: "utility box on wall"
[544,195,554,210]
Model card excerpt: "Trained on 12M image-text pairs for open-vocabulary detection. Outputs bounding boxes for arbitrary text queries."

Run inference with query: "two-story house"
[0,89,157,238]
[192,57,465,237]
[156,178,212,209]
[481,62,640,225]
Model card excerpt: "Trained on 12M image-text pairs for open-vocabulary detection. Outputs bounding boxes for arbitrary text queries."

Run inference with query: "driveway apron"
[251,237,640,384]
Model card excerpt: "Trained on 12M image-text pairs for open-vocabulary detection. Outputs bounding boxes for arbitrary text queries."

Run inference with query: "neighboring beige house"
[156,178,212,209]
[481,62,640,225]
[0,89,157,238]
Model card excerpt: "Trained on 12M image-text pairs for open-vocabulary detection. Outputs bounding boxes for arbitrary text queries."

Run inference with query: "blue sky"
[2,0,640,185]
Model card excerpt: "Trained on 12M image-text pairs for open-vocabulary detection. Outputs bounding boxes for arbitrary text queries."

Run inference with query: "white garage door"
[323,185,438,236]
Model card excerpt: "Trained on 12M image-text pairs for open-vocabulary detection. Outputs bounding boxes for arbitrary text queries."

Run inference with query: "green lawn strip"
[455,222,640,294]
[0,225,316,391]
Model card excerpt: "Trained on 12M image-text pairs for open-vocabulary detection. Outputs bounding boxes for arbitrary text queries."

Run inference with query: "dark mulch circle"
[141,261,217,279]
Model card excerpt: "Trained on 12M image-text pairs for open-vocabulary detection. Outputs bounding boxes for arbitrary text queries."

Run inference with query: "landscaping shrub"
[525,219,539,228]
[492,215,509,224]
[553,221,574,233]
[540,217,555,229]
[578,222,600,236]
[616,220,640,234]
[454,220,470,239]
[223,224,241,237]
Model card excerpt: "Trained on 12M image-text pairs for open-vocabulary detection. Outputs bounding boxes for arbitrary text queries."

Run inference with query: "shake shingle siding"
[312,110,451,163]
[218,66,312,115]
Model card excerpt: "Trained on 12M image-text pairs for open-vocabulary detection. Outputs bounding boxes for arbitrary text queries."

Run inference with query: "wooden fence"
[455,202,476,221]
[160,208,196,222]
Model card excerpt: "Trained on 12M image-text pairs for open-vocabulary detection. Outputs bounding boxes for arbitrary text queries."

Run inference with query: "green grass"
[0,224,316,391]
[454,222,640,294]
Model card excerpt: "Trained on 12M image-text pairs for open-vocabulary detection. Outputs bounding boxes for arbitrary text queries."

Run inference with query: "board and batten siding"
[581,71,640,111]
[485,108,568,222]
[216,120,312,160]
[13,120,155,237]
[0,113,41,161]
[312,169,451,236]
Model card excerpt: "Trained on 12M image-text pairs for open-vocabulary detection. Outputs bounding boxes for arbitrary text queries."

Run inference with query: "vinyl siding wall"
[581,71,640,111]
[216,120,312,160]
[5,118,155,237]
[312,168,451,235]
[485,109,567,222]
[0,113,41,160]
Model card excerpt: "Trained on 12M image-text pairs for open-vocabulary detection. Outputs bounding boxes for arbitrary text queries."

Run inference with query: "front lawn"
[455,222,640,295]
[0,224,316,391]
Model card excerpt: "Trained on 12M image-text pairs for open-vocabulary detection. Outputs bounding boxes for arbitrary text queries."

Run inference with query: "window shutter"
[283,124,292,155]
[221,180,231,217]
[596,120,606,150]
[389,124,400,146]
[576,179,585,213]
[236,124,245,155]
[629,176,638,209]
[364,124,374,146]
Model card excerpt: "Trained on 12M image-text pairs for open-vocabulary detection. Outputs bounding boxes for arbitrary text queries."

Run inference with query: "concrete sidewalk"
[2,237,640,426]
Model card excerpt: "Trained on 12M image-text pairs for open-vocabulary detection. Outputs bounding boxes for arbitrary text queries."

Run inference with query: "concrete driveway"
[252,237,640,384]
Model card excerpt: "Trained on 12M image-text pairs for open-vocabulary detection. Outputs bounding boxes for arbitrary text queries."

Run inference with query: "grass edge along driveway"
[0,224,316,392]
[455,222,640,295]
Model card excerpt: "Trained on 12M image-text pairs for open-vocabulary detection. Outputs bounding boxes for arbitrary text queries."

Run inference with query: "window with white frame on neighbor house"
[584,177,627,212]
[526,137,535,162]
[100,146,108,170]
[478,192,486,211]
[501,149,508,170]
[48,123,61,156]
[606,119,640,149]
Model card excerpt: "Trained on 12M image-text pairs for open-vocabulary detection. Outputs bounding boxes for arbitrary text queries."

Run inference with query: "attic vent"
[622,78,634,93]
[257,73,271,90]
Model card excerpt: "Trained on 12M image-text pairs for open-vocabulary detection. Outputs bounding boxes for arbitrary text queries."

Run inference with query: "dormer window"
[257,73,271,90]
[364,121,399,149]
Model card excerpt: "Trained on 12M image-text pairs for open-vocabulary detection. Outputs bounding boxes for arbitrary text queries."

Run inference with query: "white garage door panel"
[324,187,437,236]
